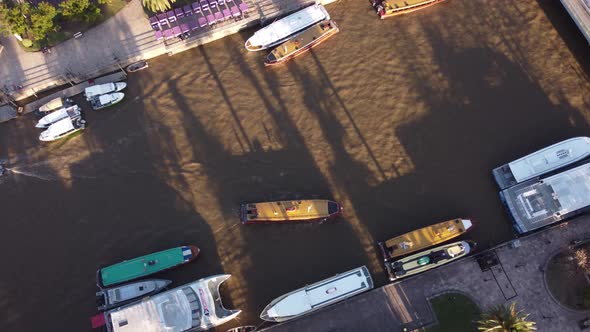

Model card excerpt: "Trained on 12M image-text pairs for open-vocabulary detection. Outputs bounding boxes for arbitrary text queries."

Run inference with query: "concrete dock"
[263,216,590,332]
[561,0,590,44]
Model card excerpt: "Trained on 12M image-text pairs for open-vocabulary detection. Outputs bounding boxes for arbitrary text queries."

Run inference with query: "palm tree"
[142,0,176,13]
[477,302,536,332]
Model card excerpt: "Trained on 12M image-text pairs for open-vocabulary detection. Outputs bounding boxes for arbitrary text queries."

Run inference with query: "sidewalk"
[264,216,590,332]
[0,0,327,102]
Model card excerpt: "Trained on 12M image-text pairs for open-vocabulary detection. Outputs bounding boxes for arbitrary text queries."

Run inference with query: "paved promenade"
[0,0,323,101]
[264,216,590,331]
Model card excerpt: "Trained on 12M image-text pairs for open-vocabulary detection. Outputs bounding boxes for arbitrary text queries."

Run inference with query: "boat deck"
[500,162,590,234]
[561,0,590,44]
[242,200,339,223]
[267,20,337,62]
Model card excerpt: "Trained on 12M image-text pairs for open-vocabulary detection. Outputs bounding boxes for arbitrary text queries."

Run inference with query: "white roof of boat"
[508,137,590,182]
[265,266,372,320]
[106,276,236,332]
[44,117,75,136]
[247,5,329,48]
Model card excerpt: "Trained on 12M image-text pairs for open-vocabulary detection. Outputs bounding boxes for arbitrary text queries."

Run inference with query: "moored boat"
[90,92,125,110]
[240,199,342,224]
[385,241,473,281]
[378,218,473,261]
[96,279,171,311]
[260,266,373,322]
[245,5,330,51]
[492,137,590,190]
[37,97,74,113]
[84,82,127,100]
[92,274,241,331]
[371,0,444,19]
[265,20,339,67]
[36,105,81,128]
[126,60,149,73]
[39,116,86,141]
[97,245,200,288]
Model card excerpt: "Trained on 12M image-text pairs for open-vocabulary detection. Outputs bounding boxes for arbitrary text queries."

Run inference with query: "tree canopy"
[142,0,176,13]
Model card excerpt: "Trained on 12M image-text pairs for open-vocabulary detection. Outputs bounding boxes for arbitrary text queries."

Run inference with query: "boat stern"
[377,242,392,261]
[384,261,398,282]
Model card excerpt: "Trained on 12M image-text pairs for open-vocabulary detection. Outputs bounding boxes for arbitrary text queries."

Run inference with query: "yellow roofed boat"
[240,199,342,224]
[265,20,339,67]
[378,218,473,261]
[371,0,444,19]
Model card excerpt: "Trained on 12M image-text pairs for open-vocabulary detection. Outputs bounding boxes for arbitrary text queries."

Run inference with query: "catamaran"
[492,137,590,190]
[91,275,241,332]
[260,266,373,322]
[371,0,445,19]
[38,116,86,141]
[385,241,473,281]
[240,199,342,224]
[96,279,171,311]
[265,20,339,66]
[36,105,81,128]
[96,245,200,288]
[378,218,473,261]
[90,92,125,110]
[84,82,127,100]
[245,5,330,51]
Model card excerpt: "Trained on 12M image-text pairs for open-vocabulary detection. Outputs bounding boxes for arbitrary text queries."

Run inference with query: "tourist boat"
[37,97,74,113]
[492,137,590,190]
[84,82,127,100]
[90,92,125,110]
[96,245,200,288]
[96,279,171,311]
[240,199,342,224]
[371,0,444,19]
[385,241,473,281]
[378,218,472,261]
[126,60,149,73]
[265,20,339,67]
[39,116,86,141]
[91,274,241,331]
[36,105,81,128]
[244,5,330,51]
[260,266,373,322]
[500,161,590,234]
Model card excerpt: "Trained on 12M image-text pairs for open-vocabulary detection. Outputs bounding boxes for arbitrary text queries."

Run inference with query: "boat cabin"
[241,200,341,223]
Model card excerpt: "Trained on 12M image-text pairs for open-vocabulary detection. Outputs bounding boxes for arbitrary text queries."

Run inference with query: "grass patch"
[99,0,129,21]
[427,293,480,332]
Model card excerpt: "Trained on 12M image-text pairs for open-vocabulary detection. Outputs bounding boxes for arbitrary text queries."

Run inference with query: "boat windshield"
[182,287,202,326]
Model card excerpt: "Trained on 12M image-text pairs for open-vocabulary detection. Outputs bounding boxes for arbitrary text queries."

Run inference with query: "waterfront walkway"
[0,0,319,102]
[264,216,590,332]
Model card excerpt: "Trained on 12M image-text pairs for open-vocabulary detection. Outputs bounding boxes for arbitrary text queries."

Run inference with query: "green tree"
[142,0,176,13]
[59,0,102,23]
[0,2,32,37]
[30,2,59,41]
[477,302,536,332]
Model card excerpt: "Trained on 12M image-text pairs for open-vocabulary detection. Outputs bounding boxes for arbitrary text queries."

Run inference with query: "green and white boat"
[97,245,200,288]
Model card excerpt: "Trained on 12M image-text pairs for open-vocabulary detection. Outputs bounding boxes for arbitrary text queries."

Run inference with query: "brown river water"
[1,0,590,331]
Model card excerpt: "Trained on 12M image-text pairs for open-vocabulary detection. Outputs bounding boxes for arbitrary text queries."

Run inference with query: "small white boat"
[96,279,171,311]
[39,116,85,141]
[492,137,590,189]
[84,82,127,100]
[38,97,73,113]
[36,105,81,128]
[245,5,330,51]
[90,92,125,110]
[260,266,373,322]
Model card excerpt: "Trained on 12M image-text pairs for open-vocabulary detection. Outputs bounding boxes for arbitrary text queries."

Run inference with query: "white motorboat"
[36,105,81,128]
[245,5,330,51]
[94,274,241,332]
[96,279,171,311]
[39,116,85,141]
[493,137,590,189]
[90,92,125,110]
[84,82,127,100]
[260,266,373,322]
[38,97,73,113]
